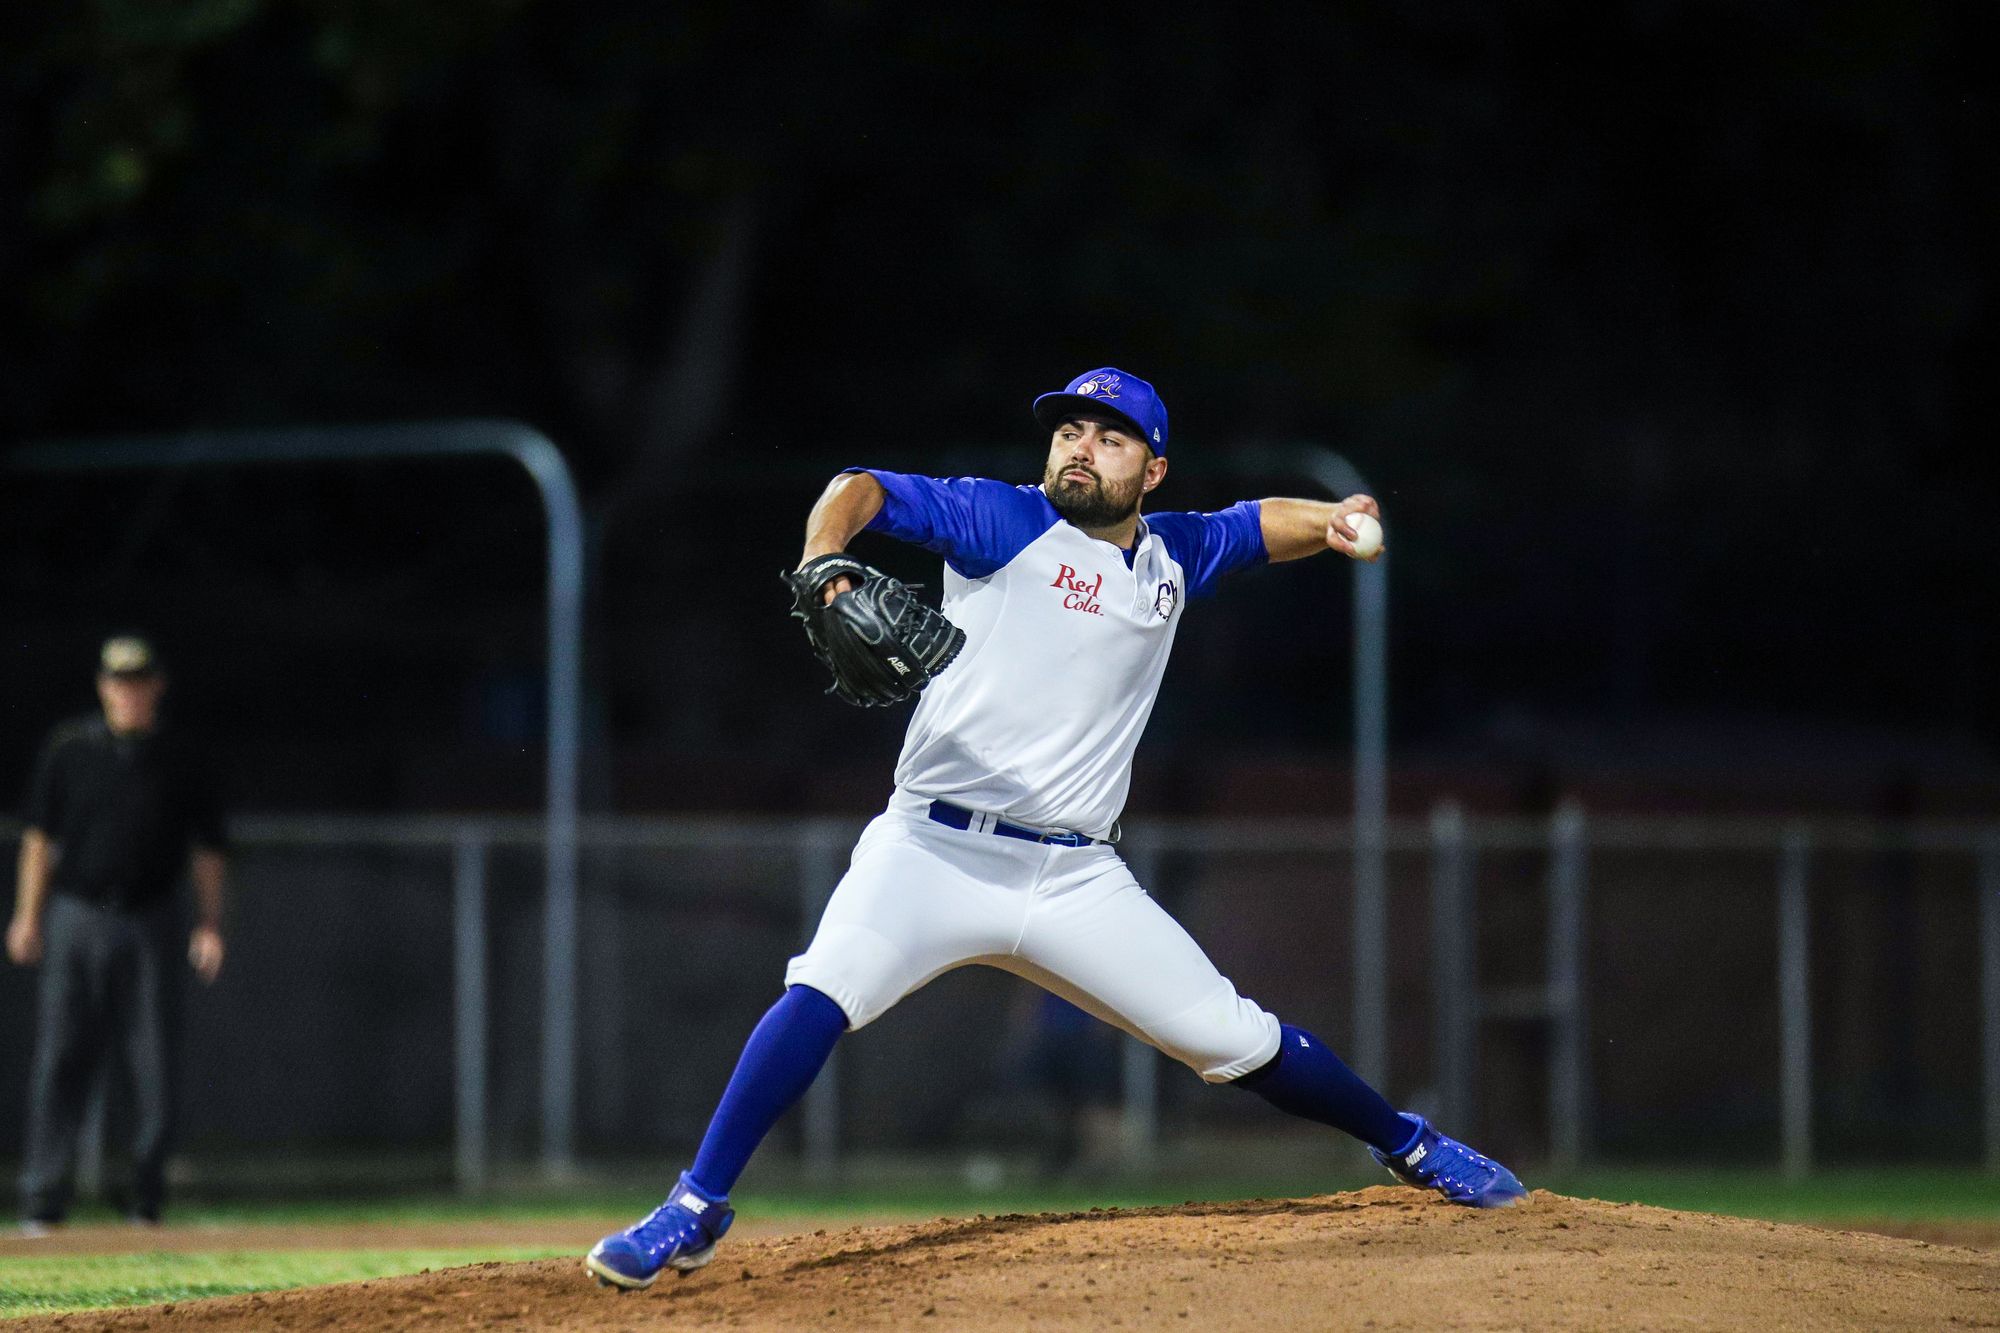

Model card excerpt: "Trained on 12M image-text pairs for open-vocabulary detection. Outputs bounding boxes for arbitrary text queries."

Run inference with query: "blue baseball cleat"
[1369,1113,1527,1208]
[584,1171,735,1290]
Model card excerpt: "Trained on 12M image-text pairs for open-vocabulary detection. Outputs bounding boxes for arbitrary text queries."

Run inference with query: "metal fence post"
[4,426,588,1175]
[1351,555,1390,1091]
[1121,843,1163,1170]
[1980,832,2000,1174]
[454,831,489,1194]
[799,825,844,1183]
[1225,444,1388,1089]
[1547,801,1588,1171]
[1778,827,1812,1178]
[1430,802,1475,1131]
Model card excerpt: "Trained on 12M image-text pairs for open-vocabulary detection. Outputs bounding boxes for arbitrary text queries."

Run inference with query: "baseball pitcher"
[586,368,1524,1290]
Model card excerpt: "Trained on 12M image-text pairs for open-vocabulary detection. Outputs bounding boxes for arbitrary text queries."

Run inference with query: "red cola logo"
[1051,563,1104,616]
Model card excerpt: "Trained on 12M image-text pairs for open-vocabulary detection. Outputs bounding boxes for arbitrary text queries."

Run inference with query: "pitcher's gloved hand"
[782,555,966,707]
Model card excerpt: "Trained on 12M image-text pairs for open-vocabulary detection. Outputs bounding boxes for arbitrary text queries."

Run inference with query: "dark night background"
[2,1,1994,818]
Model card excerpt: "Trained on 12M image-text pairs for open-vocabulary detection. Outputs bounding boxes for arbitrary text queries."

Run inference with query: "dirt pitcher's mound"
[21,1187,2000,1331]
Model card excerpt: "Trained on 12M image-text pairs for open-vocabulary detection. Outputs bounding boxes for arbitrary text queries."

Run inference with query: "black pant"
[18,894,183,1222]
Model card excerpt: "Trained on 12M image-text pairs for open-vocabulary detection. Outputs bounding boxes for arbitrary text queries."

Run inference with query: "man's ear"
[1142,454,1169,493]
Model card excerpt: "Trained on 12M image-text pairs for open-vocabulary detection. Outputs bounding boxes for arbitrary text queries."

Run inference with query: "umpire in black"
[7,636,227,1229]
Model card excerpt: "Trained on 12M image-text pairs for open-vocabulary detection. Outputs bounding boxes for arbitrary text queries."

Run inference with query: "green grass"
[1536,1167,2000,1222]
[0,1248,567,1320]
[4,1167,1994,1319]
[38,1164,2000,1227]
[82,1176,1352,1229]
[728,1167,2000,1225]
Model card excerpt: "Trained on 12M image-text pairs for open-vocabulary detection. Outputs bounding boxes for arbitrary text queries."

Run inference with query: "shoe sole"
[1463,1184,1527,1208]
[584,1242,718,1291]
[1378,1165,1528,1208]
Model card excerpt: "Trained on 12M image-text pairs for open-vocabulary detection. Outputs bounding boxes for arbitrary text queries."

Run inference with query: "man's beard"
[1044,465,1144,528]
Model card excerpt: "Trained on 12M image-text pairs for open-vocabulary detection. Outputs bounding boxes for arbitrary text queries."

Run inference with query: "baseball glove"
[782,554,967,707]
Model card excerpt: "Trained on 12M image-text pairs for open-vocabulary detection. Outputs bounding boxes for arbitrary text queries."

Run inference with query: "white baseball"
[1343,511,1383,559]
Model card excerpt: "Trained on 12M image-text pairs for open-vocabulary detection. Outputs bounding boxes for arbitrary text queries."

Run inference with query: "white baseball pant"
[785,792,1281,1082]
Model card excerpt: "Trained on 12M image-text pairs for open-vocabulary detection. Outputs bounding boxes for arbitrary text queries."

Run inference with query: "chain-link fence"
[3,811,1995,1191]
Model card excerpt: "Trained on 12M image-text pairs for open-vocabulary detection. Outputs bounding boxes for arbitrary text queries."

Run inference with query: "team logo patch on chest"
[1051,563,1105,616]
[1153,579,1178,621]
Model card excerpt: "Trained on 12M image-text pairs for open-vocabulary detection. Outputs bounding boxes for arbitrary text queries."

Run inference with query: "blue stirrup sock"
[686,984,848,1198]
[1234,1023,1418,1155]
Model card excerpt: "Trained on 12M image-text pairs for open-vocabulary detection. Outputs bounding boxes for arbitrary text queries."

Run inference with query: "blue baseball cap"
[1032,367,1169,455]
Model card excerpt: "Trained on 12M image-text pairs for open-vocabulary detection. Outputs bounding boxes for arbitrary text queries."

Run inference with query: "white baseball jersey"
[853,470,1268,837]
[786,470,1283,1082]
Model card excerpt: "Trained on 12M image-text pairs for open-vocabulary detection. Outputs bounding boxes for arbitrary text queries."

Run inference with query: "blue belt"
[926,799,1109,847]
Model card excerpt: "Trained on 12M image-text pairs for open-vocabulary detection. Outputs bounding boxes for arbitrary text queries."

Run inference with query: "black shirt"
[24,716,228,911]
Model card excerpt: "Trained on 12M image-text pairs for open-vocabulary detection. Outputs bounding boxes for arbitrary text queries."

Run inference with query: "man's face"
[97,673,165,734]
[1041,417,1168,528]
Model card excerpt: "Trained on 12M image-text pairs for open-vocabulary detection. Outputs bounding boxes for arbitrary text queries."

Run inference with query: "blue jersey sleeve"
[1145,500,1267,599]
[846,469,1059,579]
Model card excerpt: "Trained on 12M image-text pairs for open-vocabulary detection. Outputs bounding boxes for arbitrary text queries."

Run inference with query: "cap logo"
[1074,374,1122,400]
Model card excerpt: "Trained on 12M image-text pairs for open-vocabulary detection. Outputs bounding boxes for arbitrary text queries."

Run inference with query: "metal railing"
[1420,805,2000,1177]
[235,811,2000,1186]
[7,423,587,1170]
[7,809,1996,1187]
